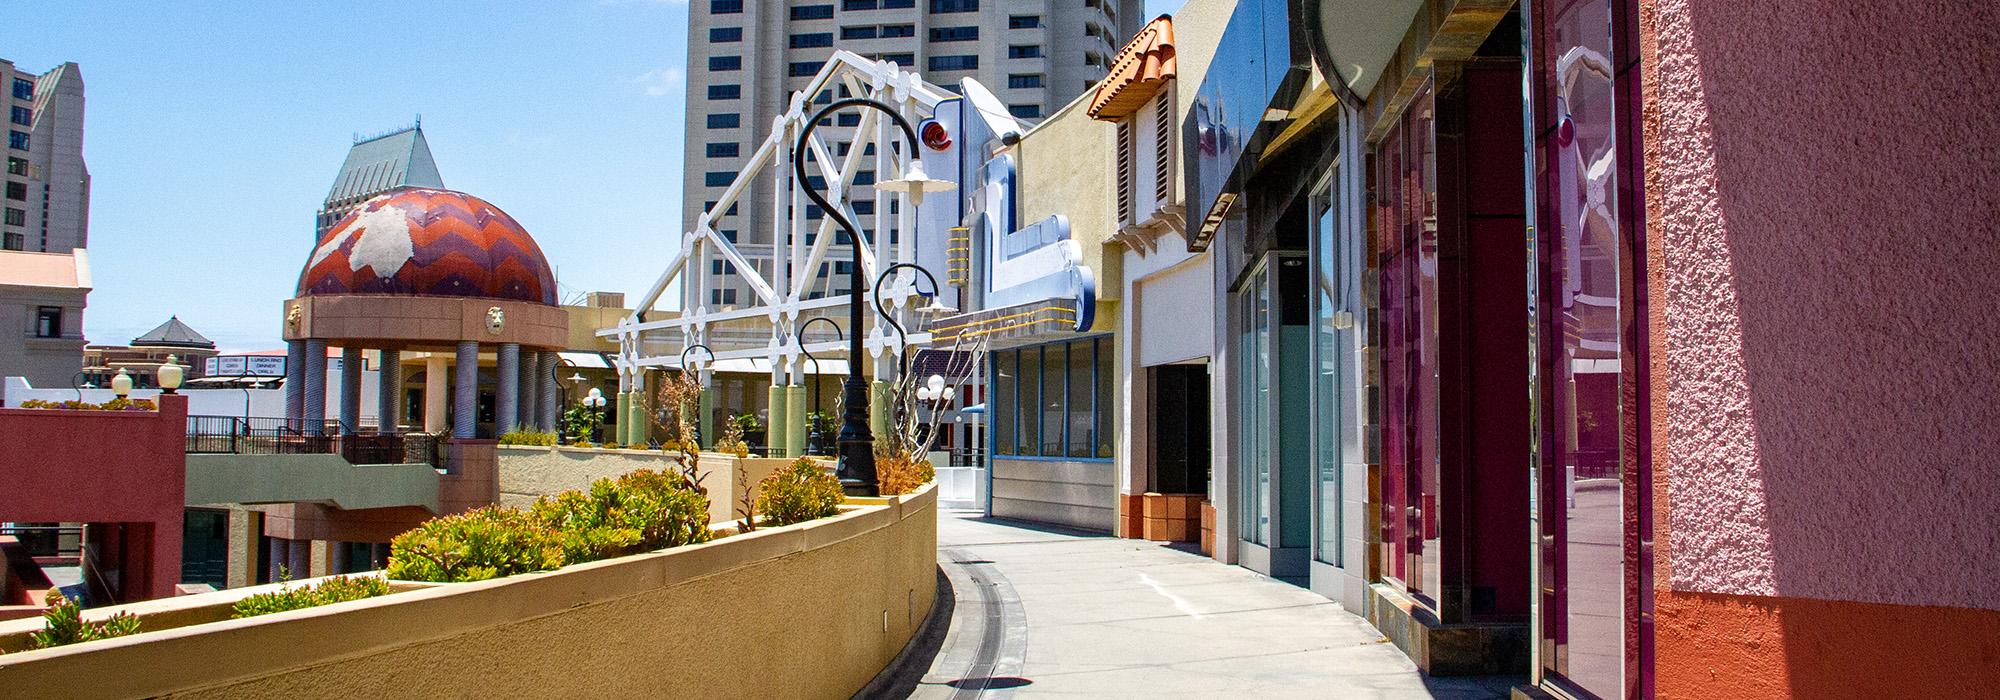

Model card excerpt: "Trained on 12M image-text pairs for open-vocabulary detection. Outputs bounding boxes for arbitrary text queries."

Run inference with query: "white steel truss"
[601,51,965,389]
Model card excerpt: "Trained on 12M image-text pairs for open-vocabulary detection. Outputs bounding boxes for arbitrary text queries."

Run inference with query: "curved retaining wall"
[0,487,938,699]
[497,446,793,524]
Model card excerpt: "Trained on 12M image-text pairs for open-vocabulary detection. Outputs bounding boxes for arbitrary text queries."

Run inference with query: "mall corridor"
[884,510,1523,699]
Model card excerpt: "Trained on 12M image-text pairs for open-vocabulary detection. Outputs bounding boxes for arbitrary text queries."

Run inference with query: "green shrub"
[498,428,558,446]
[386,506,565,582]
[756,458,844,526]
[230,575,390,619]
[28,590,140,650]
[530,469,712,564]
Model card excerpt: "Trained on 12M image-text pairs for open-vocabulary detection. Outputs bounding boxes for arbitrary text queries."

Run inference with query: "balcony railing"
[185,416,445,468]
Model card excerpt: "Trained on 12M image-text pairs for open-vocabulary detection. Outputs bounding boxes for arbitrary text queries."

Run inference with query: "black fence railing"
[185,416,338,455]
[185,416,446,468]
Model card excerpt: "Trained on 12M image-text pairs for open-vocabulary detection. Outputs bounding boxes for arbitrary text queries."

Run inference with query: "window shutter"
[1116,120,1134,226]
[1154,90,1172,205]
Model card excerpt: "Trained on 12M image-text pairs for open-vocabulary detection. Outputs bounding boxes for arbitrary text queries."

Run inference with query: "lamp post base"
[839,478,877,497]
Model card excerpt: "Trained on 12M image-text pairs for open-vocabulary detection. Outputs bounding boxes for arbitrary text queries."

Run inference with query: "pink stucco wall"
[0,395,187,600]
[1653,0,2000,609]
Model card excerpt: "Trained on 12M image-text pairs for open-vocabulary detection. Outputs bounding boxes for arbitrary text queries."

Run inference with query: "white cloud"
[630,67,685,97]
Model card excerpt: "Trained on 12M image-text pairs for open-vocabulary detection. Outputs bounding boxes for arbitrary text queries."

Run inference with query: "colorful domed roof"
[297,187,556,305]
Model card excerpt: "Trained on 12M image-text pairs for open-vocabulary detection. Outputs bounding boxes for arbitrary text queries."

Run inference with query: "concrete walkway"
[893,510,1521,699]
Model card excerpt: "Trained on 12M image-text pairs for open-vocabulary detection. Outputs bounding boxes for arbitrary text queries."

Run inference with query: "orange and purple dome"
[297,187,556,305]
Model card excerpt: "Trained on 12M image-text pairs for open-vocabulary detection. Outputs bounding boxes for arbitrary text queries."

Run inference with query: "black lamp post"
[551,357,578,444]
[794,97,952,497]
[680,344,713,447]
[795,317,842,456]
[873,262,954,380]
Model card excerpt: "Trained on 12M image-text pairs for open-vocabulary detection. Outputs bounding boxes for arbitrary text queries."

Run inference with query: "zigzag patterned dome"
[297,187,556,305]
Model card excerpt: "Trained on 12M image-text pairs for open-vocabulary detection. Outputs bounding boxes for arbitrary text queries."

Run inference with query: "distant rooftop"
[0,249,90,289]
[132,316,215,349]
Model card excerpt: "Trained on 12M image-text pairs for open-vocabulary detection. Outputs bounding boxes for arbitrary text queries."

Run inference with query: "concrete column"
[339,346,362,434]
[697,387,715,449]
[785,384,808,458]
[424,354,448,434]
[537,352,559,432]
[630,372,649,446]
[327,540,349,575]
[454,341,479,439]
[266,537,286,583]
[767,383,788,457]
[377,348,401,433]
[518,350,540,430]
[612,392,628,446]
[496,343,520,434]
[227,509,257,590]
[283,340,306,421]
[285,539,310,581]
[302,340,327,435]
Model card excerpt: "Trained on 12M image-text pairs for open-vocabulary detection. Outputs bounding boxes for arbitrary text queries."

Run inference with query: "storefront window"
[1310,163,1360,566]
[987,338,1115,460]
[1377,80,1439,597]
[1067,339,1093,457]
[1531,0,1640,696]
[1238,263,1273,545]
[1039,344,1064,456]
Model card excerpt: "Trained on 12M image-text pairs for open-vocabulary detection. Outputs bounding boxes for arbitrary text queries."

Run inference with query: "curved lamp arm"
[873,262,942,379]
[793,98,921,259]
[795,318,843,387]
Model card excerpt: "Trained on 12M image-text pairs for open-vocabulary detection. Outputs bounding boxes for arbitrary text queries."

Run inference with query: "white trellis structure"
[600,52,980,438]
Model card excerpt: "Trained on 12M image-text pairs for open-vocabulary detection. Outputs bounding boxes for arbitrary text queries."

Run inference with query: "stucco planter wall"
[0,486,938,699]
[497,446,794,524]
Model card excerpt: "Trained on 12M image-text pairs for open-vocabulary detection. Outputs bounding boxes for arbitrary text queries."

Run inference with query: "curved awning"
[1086,16,1177,122]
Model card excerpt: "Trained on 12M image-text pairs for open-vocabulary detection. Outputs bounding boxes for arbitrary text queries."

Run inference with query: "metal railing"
[185,416,445,468]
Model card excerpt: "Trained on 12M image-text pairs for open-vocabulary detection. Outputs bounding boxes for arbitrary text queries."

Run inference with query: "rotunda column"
[302,339,327,436]
[518,349,540,431]
[283,340,306,422]
[454,341,479,439]
[339,346,362,434]
[377,348,400,434]
[496,343,520,434]
[537,352,559,432]
[423,354,448,434]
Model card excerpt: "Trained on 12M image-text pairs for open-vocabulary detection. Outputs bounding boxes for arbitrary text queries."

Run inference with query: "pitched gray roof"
[323,126,444,205]
[132,316,214,349]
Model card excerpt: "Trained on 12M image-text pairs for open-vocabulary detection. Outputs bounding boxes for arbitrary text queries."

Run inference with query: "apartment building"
[682,0,1143,310]
[1,59,86,254]
[0,59,90,388]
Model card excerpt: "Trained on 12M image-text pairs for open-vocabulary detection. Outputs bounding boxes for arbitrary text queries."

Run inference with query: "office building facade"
[682,0,1144,309]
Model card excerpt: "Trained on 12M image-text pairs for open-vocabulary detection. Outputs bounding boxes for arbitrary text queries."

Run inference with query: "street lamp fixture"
[583,387,607,444]
[551,357,579,445]
[794,97,952,497]
[111,368,133,398]
[158,355,185,394]
[795,317,843,456]
[873,262,947,381]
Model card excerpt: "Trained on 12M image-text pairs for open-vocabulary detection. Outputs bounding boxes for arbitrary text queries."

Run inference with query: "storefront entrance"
[1525,0,1651,696]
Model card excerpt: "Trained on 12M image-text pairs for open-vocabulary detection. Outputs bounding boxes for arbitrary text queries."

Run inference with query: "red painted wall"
[0,395,187,600]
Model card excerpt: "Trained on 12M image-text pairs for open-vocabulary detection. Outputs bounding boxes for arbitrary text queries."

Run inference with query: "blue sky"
[8,0,1182,350]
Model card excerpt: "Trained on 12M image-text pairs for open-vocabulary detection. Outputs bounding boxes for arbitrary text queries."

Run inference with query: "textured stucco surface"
[0,489,939,700]
[1654,590,2000,699]
[498,446,789,524]
[1653,0,2000,608]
